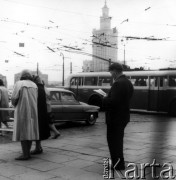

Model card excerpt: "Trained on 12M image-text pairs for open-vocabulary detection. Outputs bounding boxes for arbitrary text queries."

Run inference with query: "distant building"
[92,0,118,72]
[0,74,7,87]
[82,60,93,72]
[47,81,62,88]
[14,71,48,85]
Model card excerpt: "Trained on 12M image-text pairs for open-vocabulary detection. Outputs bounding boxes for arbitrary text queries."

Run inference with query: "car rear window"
[50,91,60,101]
[60,92,76,101]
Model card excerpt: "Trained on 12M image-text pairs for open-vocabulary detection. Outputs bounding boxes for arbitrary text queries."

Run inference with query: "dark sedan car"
[47,88,100,125]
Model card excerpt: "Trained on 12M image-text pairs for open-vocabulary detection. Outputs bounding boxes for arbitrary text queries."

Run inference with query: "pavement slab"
[10,171,56,180]
[47,166,88,179]
[0,112,176,179]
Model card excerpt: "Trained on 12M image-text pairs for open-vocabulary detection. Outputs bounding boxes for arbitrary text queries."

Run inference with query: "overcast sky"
[0,0,176,87]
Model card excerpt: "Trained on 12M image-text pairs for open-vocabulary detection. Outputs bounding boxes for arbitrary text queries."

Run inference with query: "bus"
[64,70,176,116]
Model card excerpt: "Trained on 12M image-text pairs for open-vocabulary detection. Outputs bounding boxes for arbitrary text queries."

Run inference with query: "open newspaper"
[93,89,107,97]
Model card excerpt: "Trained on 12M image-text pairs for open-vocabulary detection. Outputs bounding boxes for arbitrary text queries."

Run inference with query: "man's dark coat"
[103,74,134,125]
[103,74,134,166]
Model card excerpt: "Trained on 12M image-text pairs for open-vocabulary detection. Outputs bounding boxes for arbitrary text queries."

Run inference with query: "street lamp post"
[37,62,39,75]
[121,39,126,65]
[123,43,126,65]
[60,52,64,86]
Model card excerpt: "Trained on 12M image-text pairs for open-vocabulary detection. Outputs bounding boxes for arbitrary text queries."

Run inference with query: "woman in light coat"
[11,70,39,160]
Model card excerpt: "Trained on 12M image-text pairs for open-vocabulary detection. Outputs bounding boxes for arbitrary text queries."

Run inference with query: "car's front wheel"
[86,113,97,125]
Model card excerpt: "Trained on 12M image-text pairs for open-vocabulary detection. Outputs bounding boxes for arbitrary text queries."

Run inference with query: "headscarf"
[20,69,32,81]
[33,75,43,85]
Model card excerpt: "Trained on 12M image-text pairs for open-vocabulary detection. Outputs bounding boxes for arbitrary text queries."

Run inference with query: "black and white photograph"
[0,0,176,179]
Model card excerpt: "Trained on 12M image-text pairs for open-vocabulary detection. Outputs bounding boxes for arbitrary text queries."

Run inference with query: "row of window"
[70,77,112,87]
[70,76,176,87]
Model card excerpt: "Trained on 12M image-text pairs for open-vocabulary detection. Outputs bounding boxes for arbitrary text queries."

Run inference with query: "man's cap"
[109,62,123,71]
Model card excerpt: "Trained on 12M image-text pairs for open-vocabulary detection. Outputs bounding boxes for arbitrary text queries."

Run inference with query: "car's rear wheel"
[86,113,97,125]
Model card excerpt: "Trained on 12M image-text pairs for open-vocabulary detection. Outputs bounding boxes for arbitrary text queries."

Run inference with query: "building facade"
[92,1,118,72]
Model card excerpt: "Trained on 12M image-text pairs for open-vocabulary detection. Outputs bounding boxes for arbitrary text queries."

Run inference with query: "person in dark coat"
[30,75,50,154]
[103,63,133,170]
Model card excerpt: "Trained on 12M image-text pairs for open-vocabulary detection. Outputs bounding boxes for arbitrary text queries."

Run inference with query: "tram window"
[70,78,76,86]
[70,77,83,86]
[131,76,148,86]
[150,77,158,87]
[84,77,98,86]
[169,76,176,87]
[78,77,83,86]
[160,77,168,87]
[98,76,111,86]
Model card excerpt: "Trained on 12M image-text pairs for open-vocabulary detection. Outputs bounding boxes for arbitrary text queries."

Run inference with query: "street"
[1,112,174,144]
[0,112,176,179]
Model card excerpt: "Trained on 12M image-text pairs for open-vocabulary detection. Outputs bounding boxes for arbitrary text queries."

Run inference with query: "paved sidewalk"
[0,113,176,179]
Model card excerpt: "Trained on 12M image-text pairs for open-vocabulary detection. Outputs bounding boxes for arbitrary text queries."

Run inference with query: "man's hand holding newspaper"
[93,89,107,97]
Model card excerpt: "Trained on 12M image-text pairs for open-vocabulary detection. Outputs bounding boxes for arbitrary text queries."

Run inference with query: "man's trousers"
[107,122,127,166]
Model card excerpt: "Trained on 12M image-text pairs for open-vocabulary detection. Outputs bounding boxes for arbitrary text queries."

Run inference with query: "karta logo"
[103,158,175,179]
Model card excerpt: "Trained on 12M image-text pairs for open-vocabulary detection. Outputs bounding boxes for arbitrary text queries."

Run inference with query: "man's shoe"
[15,155,31,160]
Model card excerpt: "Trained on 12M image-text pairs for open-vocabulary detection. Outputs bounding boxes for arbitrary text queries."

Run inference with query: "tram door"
[70,77,78,96]
[148,76,168,111]
[148,76,159,111]
[70,77,83,101]
[158,76,168,111]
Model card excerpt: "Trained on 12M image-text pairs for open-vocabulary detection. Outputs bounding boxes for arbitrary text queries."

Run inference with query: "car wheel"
[86,113,97,125]
[169,100,176,117]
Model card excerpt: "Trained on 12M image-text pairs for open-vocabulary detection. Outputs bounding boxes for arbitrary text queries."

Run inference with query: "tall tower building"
[92,0,118,72]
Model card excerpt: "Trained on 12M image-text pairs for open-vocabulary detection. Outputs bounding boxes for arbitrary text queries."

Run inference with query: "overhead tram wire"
[115,4,176,42]
[2,0,99,18]
[1,27,175,67]
[1,18,58,30]
[1,18,96,48]
[4,22,175,56]
[2,1,175,34]
[2,15,176,54]
[45,44,113,64]
[0,45,27,58]
[2,19,175,64]
[2,2,175,71]
[5,3,169,44]
[1,17,95,40]
[4,28,173,66]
